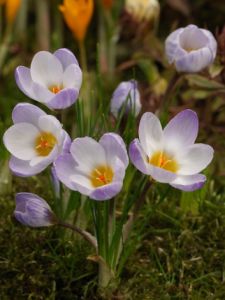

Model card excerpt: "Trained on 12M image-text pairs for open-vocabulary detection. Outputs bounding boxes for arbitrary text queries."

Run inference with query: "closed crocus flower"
[3,103,71,177]
[0,0,21,24]
[15,48,82,110]
[129,110,214,191]
[110,80,142,118]
[59,0,94,43]
[55,133,129,201]
[15,193,57,227]
[125,0,160,22]
[165,24,217,73]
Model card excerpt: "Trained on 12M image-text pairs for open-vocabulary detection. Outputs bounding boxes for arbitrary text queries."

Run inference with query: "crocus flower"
[0,0,21,24]
[129,110,214,191]
[55,133,129,200]
[125,0,160,22]
[15,48,82,110]
[3,103,71,177]
[165,24,217,73]
[110,80,141,118]
[59,0,94,43]
[14,193,57,227]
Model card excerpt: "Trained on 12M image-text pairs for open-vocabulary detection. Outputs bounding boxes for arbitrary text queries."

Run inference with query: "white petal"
[29,146,58,167]
[30,51,63,87]
[70,173,94,195]
[170,173,206,191]
[4,123,39,160]
[139,112,163,156]
[165,28,184,64]
[38,115,62,140]
[70,137,107,174]
[63,64,82,90]
[177,143,214,175]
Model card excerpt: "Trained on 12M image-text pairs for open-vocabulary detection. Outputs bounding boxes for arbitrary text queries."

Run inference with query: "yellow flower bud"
[6,0,21,24]
[59,0,94,43]
[125,0,160,23]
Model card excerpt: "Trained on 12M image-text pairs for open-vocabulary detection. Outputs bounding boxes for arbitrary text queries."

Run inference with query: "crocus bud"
[59,0,94,43]
[165,24,217,73]
[14,193,57,227]
[125,0,160,23]
[110,80,142,118]
[6,0,21,24]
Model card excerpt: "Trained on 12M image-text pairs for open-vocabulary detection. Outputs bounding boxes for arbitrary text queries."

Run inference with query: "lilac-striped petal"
[47,88,79,109]
[61,131,71,154]
[139,112,163,156]
[129,139,150,175]
[165,28,184,63]
[54,153,78,190]
[177,143,214,175]
[12,103,46,126]
[99,133,129,168]
[163,109,198,153]
[30,51,63,87]
[170,174,206,191]
[175,47,213,73]
[9,156,48,177]
[15,193,56,227]
[53,48,79,70]
[15,66,37,100]
[32,81,55,103]
[63,64,82,90]
[201,29,217,59]
[149,164,177,183]
[90,182,123,201]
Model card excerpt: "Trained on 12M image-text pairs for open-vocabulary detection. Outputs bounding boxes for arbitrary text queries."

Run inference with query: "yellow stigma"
[49,85,63,94]
[90,165,114,187]
[35,132,57,156]
[148,151,179,173]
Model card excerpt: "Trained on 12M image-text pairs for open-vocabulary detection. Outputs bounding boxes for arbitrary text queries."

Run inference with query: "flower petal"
[139,112,163,156]
[129,139,150,175]
[170,173,206,191]
[99,133,129,168]
[38,115,62,140]
[15,193,55,227]
[15,66,37,99]
[70,173,94,195]
[9,156,48,177]
[4,123,38,160]
[63,64,82,90]
[46,88,79,109]
[54,153,78,190]
[12,103,45,126]
[30,51,63,87]
[90,182,123,201]
[53,48,79,70]
[163,109,198,153]
[175,47,213,73]
[165,27,184,64]
[70,137,106,173]
[178,143,214,175]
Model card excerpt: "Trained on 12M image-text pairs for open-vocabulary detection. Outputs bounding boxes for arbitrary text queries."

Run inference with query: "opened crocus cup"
[54,133,129,200]
[129,109,214,191]
[14,193,57,227]
[3,103,71,177]
[15,48,82,109]
[165,24,217,73]
[110,80,142,118]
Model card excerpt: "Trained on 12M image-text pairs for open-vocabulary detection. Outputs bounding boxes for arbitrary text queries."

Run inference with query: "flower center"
[90,165,114,187]
[35,132,57,156]
[148,151,179,173]
[49,85,63,94]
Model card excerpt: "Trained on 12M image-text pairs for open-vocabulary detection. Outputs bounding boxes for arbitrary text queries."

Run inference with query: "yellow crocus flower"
[4,0,21,24]
[59,0,94,42]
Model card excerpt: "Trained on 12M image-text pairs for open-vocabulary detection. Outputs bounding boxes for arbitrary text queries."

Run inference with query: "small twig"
[58,221,98,250]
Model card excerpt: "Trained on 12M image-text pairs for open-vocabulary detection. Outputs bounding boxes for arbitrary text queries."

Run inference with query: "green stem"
[36,0,50,50]
[58,221,97,250]
[0,24,13,71]
[78,40,87,73]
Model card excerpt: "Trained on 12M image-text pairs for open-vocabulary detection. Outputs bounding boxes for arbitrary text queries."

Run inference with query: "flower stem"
[58,221,98,250]
[78,40,87,73]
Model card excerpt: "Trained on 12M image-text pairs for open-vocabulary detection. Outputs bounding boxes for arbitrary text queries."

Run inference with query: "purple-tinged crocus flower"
[15,48,82,109]
[110,80,141,118]
[54,133,129,201]
[165,24,217,73]
[129,110,214,191]
[14,193,57,227]
[3,103,71,177]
